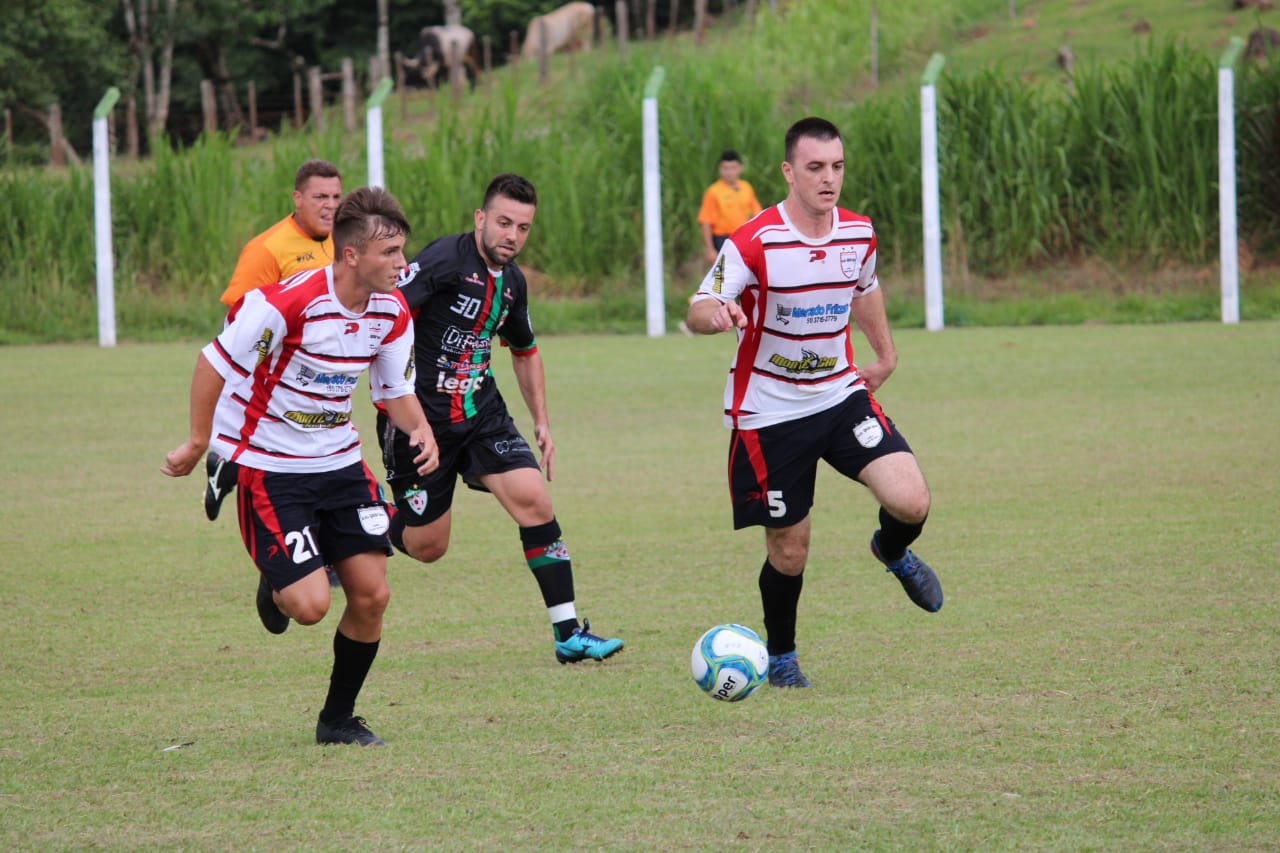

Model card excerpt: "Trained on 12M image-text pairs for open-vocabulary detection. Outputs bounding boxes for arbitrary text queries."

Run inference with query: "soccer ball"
[690,623,770,702]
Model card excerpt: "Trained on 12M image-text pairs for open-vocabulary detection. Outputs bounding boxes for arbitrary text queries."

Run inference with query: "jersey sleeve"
[219,237,282,307]
[202,288,287,383]
[692,237,757,304]
[369,293,418,402]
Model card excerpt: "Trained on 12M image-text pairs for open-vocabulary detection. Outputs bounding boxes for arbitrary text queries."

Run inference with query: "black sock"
[875,507,927,563]
[759,559,803,658]
[388,512,407,555]
[319,630,380,723]
[520,519,578,641]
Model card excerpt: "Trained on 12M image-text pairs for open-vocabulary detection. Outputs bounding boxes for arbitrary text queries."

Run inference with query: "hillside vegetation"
[1,0,1278,342]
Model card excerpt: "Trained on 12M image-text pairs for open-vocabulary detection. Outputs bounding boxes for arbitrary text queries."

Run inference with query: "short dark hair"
[332,187,410,253]
[719,149,742,164]
[295,159,341,190]
[784,117,842,163]
[481,173,537,210]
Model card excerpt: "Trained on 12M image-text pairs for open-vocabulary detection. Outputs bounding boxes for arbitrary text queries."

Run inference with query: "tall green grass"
[2,1,1279,342]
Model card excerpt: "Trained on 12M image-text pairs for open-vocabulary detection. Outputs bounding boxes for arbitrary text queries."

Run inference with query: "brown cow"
[521,2,597,59]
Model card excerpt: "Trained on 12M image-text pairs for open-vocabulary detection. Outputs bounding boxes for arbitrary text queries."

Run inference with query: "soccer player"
[203,160,343,532]
[162,187,439,746]
[697,149,763,265]
[685,117,943,690]
[377,173,624,665]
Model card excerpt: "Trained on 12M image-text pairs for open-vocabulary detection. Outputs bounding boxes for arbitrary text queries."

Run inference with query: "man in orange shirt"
[218,159,343,307]
[206,160,344,530]
[697,149,763,264]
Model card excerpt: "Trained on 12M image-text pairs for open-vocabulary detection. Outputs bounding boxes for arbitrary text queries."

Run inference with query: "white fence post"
[366,77,393,189]
[1218,37,1244,325]
[642,66,666,337]
[93,87,120,348]
[920,54,945,332]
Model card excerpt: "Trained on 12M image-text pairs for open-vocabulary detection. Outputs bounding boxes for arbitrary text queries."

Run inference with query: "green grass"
[2,324,1278,849]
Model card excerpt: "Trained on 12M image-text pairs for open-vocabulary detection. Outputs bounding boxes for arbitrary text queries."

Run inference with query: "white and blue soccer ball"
[690,623,770,702]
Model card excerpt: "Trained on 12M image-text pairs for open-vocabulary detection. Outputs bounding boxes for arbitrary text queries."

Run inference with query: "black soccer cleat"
[203,451,239,521]
[316,715,385,747]
[256,574,289,635]
[871,531,944,612]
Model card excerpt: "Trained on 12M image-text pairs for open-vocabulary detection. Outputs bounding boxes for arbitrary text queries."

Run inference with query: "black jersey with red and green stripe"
[396,231,537,424]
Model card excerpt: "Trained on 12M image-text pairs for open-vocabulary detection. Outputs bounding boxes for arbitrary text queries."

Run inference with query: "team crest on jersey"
[396,262,419,287]
[405,487,428,515]
[853,416,884,448]
[840,248,859,279]
[253,329,274,365]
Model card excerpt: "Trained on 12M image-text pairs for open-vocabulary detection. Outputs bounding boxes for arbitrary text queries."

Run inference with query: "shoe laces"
[573,619,608,646]
[885,549,921,579]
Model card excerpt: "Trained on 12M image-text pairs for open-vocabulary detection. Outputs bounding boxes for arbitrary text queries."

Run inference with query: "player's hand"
[161,440,204,478]
[858,358,896,393]
[708,300,747,332]
[409,426,440,476]
[534,423,555,482]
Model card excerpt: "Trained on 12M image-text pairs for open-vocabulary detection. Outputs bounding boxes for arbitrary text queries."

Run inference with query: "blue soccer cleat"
[767,651,812,688]
[871,531,944,612]
[554,620,624,664]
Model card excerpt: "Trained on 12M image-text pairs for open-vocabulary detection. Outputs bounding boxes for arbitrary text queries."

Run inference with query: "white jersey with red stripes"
[692,202,880,430]
[203,266,417,473]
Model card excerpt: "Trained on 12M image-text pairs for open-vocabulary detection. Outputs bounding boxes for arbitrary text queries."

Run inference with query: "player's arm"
[509,348,555,481]
[849,286,897,393]
[161,354,225,477]
[381,393,439,476]
[687,295,746,334]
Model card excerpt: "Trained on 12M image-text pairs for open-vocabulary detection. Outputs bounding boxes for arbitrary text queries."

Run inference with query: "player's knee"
[349,583,391,618]
[406,537,447,563]
[289,599,330,626]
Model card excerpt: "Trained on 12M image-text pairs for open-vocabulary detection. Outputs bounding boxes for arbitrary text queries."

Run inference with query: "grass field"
[1,323,1277,850]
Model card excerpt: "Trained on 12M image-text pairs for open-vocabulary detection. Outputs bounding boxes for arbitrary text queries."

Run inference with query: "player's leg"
[470,409,622,664]
[729,420,820,688]
[378,410,459,563]
[237,467,333,634]
[312,466,396,747]
[827,392,942,612]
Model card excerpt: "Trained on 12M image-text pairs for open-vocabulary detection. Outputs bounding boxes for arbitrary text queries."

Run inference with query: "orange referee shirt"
[697,178,762,237]
[219,214,335,307]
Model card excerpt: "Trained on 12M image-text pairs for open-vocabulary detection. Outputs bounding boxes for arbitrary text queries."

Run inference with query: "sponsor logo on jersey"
[712,255,725,294]
[283,408,351,428]
[435,371,487,394]
[404,354,415,381]
[841,248,859,279]
[768,349,838,374]
[465,272,484,286]
[774,302,849,325]
[254,329,274,365]
[442,326,491,356]
[493,437,529,455]
[295,250,317,265]
[293,365,357,392]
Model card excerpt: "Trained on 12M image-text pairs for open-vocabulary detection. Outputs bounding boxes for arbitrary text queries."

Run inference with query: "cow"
[521,2,597,60]
[407,24,480,89]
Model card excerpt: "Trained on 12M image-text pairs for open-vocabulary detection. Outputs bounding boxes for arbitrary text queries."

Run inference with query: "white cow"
[521,2,597,60]
[411,24,480,88]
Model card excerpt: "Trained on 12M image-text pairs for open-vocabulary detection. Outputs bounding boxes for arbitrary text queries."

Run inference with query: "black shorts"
[728,390,914,529]
[377,403,539,527]
[236,461,391,590]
